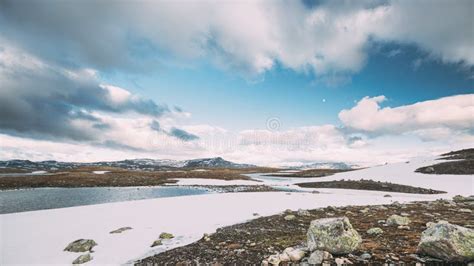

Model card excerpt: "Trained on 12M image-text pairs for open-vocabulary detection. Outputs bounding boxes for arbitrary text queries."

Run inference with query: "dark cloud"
[150,120,161,132]
[168,127,199,141]
[0,46,168,141]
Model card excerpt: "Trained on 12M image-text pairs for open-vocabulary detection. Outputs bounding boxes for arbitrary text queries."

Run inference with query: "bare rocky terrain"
[137,196,474,265]
[416,148,474,175]
[296,179,446,194]
[0,167,277,190]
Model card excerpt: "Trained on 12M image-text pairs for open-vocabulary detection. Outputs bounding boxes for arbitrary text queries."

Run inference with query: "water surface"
[0,186,210,214]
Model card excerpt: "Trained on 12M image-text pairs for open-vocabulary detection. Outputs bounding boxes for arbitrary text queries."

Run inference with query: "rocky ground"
[296,179,446,194]
[416,148,474,175]
[0,167,276,190]
[174,185,284,193]
[137,196,474,265]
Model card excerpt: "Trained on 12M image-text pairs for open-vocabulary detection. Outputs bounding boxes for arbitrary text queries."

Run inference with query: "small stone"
[359,208,369,214]
[398,225,410,230]
[400,212,410,216]
[425,166,435,173]
[308,250,324,264]
[268,254,281,265]
[386,214,411,226]
[287,248,306,261]
[159,232,174,239]
[459,208,472,213]
[367,227,384,236]
[384,194,392,197]
[72,253,92,264]
[360,253,372,260]
[64,239,97,253]
[284,214,296,221]
[279,252,291,262]
[110,226,132,234]
[253,213,260,216]
[203,233,211,241]
[297,208,311,216]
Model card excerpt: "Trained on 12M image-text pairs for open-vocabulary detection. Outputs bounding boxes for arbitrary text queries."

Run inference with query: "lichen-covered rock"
[150,239,162,247]
[110,226,132,234]
[453,195,474,202]
[284,214,296,221]
[386,215,411,226]
[307,217,362,254]
[367,227,384,236]
[417,221,474,262]
[159,232,174,239]
[64,239,97,252]
[72,253,92,264]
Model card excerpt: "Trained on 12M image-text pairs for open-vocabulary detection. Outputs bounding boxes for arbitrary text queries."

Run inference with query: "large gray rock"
[72,253,92,264]
[64,239,97,252]
[417,221,474,262]
[307,217,361,254]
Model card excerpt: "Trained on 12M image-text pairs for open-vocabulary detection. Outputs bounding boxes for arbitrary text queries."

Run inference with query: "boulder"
[386,215,411,226]
[159,232,174,239]
[417,221,474,262]
[284,214,296,221]
[307,217,362,254]
[72,253,92,264]
[150,239,162,247]
[366,227,383,236]
[110,226,132,234]
[64,239,97,253]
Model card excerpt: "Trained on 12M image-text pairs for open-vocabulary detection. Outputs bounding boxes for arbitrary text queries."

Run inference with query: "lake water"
[0,186,211,214]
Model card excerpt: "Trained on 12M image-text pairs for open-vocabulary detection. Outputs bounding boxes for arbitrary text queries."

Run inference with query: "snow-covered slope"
[0,191,436,265]
[180,156,473,197]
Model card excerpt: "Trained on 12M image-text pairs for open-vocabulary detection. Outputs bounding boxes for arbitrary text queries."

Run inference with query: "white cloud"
[1,0,472,78]
[339,94,474,137]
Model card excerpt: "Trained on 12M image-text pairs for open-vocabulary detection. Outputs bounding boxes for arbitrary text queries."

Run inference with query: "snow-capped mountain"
[286,162,356,170]
[0,157,255,171]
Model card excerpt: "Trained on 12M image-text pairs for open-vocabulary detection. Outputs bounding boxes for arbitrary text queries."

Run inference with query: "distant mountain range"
[0,157,256,171]
[285,162,356,170]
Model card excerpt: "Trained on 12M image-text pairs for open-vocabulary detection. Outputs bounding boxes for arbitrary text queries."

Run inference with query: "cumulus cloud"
[0,44,171,142]
[0,0,472,78]
[339,94,474,137]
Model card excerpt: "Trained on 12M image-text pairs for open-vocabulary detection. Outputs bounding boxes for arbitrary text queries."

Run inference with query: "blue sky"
[101,42,473,131]
[0,0,472,165]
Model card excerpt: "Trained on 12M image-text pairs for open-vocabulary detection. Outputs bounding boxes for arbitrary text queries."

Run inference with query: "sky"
[0,0,473,166]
